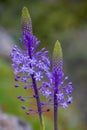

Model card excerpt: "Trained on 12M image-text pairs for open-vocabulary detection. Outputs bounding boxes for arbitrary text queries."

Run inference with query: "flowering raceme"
[39,40,73,109]
[10,7,50,127]
[39,40,73,130]
[11,8,50,84]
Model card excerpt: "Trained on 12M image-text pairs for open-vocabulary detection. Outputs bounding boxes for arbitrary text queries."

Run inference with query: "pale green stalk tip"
[21,6,32,33]
[22,6,32,26]
[22,6,30,19]
[53,40,63,59]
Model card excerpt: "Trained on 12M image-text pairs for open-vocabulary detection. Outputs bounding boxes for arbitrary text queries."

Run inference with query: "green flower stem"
[40,114,45,130]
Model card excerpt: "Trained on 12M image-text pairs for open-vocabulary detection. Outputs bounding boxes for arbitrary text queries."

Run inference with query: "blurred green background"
[0,0,87,130]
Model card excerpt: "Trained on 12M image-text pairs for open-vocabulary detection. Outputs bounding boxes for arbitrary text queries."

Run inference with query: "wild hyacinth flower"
[10,6,73,130]
[39,40,73,130]
[10,7,50,129]
[52,41,73,107]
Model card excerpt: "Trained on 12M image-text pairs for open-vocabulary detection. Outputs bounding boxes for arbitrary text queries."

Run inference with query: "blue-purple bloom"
[10,7,50,94]
[39,40,73,109]
[39,40,73,130]
[10,7,50,127]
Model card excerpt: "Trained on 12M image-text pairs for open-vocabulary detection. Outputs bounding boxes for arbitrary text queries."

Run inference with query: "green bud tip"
[22,7,31,22]
[21,6,32,33]
[53,40,63,72]
[53,40,63,59]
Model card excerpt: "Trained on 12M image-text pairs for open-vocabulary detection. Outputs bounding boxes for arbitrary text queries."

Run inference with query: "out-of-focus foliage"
[0,0,87,130]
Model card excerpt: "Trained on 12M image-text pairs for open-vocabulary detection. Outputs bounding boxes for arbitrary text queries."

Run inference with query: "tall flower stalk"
[22,7,43,127]
[53,41,73,130]
[39,40,73,130]
[53,40,63,130]
[10,7,50,130]
[22,7,42,125]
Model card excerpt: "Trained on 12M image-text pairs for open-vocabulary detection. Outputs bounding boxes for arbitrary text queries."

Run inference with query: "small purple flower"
[34,72,43,81]
[26,112,30,115]
[14,84,20,88]
[21,76,28,82]
[28,108,33,111]
[23,86,28,89]
[17,96,22,99]
[21,105,26,109]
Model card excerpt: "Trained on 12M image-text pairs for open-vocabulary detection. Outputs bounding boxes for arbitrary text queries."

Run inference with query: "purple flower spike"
[40,40,73,108]
[39,40,73,130]
[10,7,51,128]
